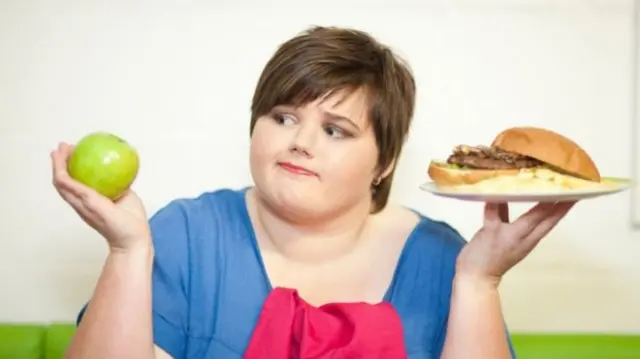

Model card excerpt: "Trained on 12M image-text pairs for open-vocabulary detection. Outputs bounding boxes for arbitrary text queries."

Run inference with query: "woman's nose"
[289,123,317,158]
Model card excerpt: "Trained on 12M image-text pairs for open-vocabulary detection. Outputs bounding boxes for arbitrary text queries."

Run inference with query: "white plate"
[419,177,633,203]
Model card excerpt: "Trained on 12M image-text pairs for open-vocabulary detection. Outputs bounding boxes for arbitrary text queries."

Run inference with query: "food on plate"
[427,126,615,192]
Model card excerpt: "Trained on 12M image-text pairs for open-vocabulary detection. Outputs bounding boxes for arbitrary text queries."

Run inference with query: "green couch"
[0,323,75,359]
[1,323,640,358]
[511,334,640,359]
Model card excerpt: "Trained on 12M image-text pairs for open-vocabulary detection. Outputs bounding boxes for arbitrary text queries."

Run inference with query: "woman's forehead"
[304,87,372,128]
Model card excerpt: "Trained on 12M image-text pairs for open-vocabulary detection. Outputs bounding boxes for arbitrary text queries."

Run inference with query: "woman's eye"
[325,126,346,139]
[274,114,296,126]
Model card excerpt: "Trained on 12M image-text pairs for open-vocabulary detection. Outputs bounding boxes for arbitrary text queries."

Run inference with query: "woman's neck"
[248,188,375,264]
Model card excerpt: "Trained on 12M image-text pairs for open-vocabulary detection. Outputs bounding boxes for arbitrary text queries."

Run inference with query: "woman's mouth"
[277,162,318,177]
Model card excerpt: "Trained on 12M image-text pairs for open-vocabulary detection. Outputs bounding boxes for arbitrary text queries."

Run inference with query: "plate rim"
[418,177,633,200]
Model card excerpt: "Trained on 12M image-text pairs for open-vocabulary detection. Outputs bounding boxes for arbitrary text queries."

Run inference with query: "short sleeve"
[148,200,191,359]
[430,221,517,358]
[76,200,191,359]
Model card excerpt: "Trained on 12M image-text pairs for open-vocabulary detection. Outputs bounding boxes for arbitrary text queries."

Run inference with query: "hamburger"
[427,126,611,192]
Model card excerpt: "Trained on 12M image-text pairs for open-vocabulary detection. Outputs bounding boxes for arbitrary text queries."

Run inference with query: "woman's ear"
[375,158,396,184]
[381,158,396,179]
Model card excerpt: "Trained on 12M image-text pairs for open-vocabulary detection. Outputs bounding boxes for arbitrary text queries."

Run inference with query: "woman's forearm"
[441,275,512,359]
[65,244,156,359]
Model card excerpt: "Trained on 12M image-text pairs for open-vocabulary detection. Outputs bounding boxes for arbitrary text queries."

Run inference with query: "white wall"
[2,0,639,333]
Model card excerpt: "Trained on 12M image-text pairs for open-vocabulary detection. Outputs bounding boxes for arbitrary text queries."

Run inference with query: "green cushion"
[0,323,75,359]
[44,324,75,359]
[0,324,45,359]
[512,334,640,359]
[2,323,640,359]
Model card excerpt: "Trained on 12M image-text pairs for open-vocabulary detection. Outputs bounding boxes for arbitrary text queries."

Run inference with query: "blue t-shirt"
[77,187,515,358]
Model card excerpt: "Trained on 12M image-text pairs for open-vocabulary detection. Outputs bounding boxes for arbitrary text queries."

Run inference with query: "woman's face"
[250,88,380,222]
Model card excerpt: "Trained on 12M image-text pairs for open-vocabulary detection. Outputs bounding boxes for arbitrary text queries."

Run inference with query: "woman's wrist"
[108,238,154,257]
[452,272,501,294]
[107,242,155,271]
[103,244,155,286]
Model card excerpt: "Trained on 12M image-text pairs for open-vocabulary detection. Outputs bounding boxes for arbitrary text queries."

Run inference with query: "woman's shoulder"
[147,187,253,249]
[409,210,467,254]
[378,205,467,281]
[153,187,249,219]
[383,206,467,283]
[383,205,467,258]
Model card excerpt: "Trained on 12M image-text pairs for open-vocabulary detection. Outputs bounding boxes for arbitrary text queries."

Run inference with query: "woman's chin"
[260,186,331,222]
[278,193,326,217]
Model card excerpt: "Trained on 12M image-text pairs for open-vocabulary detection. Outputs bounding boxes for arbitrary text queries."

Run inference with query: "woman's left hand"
[455,201,577,287]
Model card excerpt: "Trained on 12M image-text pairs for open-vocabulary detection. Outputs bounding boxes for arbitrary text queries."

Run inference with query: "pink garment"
[243,288,408,359]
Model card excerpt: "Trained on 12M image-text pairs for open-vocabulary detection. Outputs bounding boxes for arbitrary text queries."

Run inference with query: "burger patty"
[446,145,542,170]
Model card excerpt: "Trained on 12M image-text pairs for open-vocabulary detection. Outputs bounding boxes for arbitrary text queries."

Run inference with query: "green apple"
[67,132,140,201]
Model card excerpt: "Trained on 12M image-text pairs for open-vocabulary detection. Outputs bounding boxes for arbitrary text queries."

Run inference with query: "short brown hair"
[250,26,416,213]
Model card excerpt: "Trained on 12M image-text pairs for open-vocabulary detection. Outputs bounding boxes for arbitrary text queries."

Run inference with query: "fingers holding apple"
[51,132,151,251]
[51,143,78,204]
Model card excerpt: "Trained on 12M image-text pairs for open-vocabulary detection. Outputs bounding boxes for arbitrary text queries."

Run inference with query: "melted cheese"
[454,168,616,193]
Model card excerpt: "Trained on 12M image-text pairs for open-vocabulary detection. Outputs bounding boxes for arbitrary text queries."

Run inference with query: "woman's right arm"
[66,243,183,359]
[52,143,187,359]
[65,247,158,359]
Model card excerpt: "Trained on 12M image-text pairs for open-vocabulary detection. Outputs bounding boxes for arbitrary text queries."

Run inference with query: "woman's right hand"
[51,142,152,252]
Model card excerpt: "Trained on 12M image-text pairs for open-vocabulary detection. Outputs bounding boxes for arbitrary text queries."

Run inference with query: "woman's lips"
[278,162,318,177]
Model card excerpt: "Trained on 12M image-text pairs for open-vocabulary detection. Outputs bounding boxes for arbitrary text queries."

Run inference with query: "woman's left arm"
[441,275,511,359]
[441,201,576,359]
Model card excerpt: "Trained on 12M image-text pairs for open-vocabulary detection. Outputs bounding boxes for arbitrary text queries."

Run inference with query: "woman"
[51,26,575,359]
